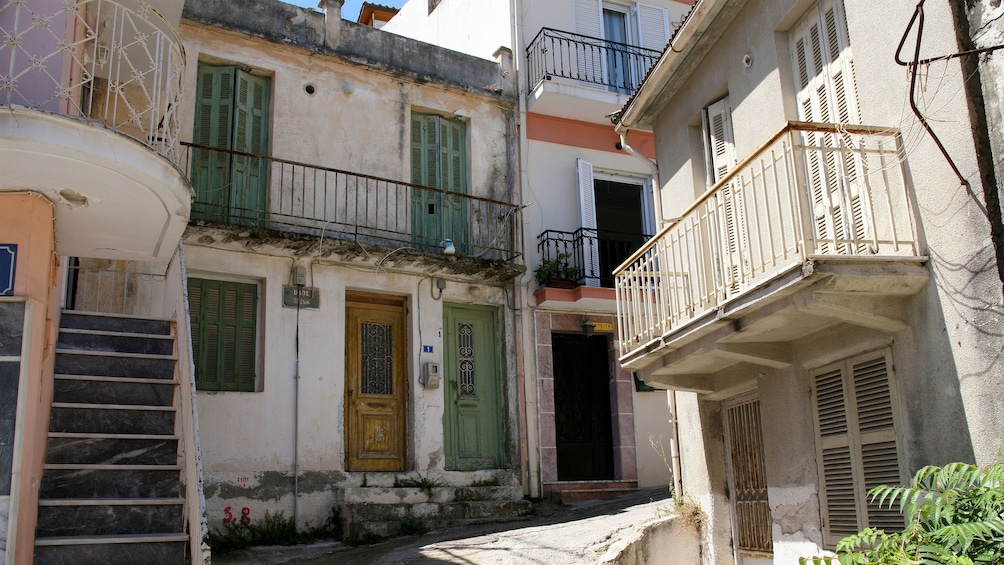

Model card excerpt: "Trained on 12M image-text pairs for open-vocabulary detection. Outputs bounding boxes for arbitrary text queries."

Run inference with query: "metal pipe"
[615,129,663,228]
[668,390,683,497]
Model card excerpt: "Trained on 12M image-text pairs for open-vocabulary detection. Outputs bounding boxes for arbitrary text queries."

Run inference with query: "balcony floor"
[0,109,192,264]
[628,257,930,396]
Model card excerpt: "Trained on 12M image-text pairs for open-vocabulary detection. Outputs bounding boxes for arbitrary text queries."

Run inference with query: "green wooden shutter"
[440,117,468,247]
[411,113,440,247]
[192,65,235,220]
[188,278,258,392]
[231,70,270,225]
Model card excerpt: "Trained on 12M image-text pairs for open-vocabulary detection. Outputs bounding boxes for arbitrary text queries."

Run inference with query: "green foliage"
[533,252,580,285]
[470,477,502,487]
[395,472,444,496]
[802,457,1004,565]
[208,507,342,554]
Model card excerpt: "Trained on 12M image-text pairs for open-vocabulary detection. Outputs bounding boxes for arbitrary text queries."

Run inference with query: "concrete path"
[212,487,676,565]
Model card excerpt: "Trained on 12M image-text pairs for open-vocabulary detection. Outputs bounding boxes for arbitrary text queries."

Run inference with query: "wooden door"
[345,293,407,472]
[443,304,503,470]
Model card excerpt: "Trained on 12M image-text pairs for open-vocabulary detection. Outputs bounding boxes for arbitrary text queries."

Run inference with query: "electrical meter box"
[420,362,441,388]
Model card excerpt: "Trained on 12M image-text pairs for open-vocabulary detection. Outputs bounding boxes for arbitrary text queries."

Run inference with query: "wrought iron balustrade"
[0,0,186,164]
[526,28,661,95]
[181,142,522,260]
[538,228,650,288]
[615,122,920,360]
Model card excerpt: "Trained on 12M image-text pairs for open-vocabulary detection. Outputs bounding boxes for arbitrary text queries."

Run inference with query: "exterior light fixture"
[581,316,596,338]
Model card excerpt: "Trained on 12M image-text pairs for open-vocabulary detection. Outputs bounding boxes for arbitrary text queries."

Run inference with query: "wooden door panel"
[345,296,406,472]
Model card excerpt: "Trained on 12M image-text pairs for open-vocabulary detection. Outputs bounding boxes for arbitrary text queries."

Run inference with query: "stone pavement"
[212,486,677,565]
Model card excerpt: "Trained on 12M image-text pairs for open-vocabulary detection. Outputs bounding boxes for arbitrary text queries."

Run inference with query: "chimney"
[319,0,344,50]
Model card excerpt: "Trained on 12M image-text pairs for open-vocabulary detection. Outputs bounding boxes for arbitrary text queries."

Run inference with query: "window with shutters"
[810,349,904,548]
[789,0,870,254]
[410,111,469,251]
[572,0,670,92]
[191,63,271,226]
[188,277,259,392]
[702,97,747,292]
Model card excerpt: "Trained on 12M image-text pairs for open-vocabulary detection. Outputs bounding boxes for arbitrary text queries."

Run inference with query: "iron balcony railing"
[526,28,661,95]
[181,142,522,261]
[615,122,920,360]
[538,228,651,288]
[0,0,186,165]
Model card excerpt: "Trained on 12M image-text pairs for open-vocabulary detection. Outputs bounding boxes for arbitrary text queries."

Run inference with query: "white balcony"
[0,0,190,264]
[616,122,929,391]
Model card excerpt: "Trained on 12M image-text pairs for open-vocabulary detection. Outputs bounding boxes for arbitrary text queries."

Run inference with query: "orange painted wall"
[0,192,58,563]
[525,114,655,159]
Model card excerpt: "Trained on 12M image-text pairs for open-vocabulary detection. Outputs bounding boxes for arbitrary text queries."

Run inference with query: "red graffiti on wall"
[223,506,252,526]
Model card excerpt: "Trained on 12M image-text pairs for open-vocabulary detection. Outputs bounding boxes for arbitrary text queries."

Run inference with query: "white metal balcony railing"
[0,0,185,165]
[616,122,919,360]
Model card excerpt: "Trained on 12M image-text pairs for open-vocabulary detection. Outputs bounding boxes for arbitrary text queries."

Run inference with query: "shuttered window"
[192,64,271,224]
[188,277,259,392]
[811,349,903,548]
[410,112,469,250]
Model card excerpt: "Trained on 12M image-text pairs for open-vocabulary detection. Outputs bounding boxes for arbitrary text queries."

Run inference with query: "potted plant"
[534,252,580,288]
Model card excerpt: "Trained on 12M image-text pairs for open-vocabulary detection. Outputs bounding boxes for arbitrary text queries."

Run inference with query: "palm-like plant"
[803,457,1004,565]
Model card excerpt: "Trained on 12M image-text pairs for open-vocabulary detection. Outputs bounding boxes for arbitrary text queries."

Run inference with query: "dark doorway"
[552,333,614,481]
[594,179,648,287]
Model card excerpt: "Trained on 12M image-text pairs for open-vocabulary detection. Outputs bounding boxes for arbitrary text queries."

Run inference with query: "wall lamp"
[581,316,596,338]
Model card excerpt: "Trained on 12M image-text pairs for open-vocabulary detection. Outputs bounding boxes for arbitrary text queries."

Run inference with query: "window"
[191,63,271,225]
[188,277,259,392]
[702,97,746,291]
[573,0,671,91]
[811,349,904,548]
[724,396,772,554]
[410,112,468,250]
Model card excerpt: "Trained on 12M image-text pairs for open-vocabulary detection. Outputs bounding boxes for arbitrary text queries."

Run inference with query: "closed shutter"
[576,159,600,287]
[790,0,867,254]
[704,97,735,185]
[188,278,258,392]
[634,3,669,51]
[411,113,468,250]
[574,0,603,83]
[704,98,745,292]
[811,349,903,548]
[231,70,270,224]
[724,397,773,554]
[440,116,469,245]
[192,65,235,216]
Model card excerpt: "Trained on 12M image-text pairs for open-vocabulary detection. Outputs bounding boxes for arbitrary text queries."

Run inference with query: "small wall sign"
[0,244,16,297]
[282,285,320,309]
[593,322,613,332]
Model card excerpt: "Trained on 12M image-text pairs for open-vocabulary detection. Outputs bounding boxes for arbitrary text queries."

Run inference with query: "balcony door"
[192,64,270,226]
[577,159,654,287]
[411,112,469,253]
[573,0,670,92]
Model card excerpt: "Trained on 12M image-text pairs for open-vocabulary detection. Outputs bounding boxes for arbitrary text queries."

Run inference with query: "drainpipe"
[615,127,663,228]
[319,0,343,51]
[668,391,683,497]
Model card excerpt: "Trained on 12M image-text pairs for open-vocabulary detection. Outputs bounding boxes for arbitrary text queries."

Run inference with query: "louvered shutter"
[188,278,258,392]
[574,0,603,83]
[231,70,270,225]
[411,113,439,246]
[635,3,669,51]
[705,97,735,185]
[811,350,902,548]
[192,65,234,217]
[440,117,469,247]
[790,0,867,254]
[576,159,600,287]
[704,98,745,293]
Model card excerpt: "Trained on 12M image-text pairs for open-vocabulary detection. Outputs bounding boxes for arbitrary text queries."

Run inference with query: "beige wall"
[0,193,58,565]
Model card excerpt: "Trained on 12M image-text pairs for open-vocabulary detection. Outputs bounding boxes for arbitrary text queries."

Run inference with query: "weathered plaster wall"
[633,390,673,489]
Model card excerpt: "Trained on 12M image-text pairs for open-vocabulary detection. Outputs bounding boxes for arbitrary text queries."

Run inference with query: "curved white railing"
[1,0,186,164]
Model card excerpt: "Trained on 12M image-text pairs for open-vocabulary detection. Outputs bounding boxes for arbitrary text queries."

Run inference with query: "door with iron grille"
[724,395,773,562]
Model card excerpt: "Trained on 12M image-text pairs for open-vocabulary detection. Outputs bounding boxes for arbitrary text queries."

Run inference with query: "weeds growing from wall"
[208,507,342,554]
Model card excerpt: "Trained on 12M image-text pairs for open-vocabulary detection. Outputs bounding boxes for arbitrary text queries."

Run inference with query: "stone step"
[54,350,177,380]
[36,499,184,538]
[347,511,534,540]
[558,487,639,504]
[49,405,177,436]
[60,311,173,336]
[57,328,175,356]
[46,435,179,466]
[342,485,525,505]
[39,466,182,499]
[54,375,177,407]
[544,480,640,504]
[345,498,532,522]
[34,534,187,565]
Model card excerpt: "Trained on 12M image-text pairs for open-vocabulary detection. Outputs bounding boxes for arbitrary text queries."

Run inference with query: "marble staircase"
[33,311,189,564]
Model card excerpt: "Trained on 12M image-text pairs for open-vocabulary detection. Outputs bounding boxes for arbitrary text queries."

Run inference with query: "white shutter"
[635,3,670,52]
[574,0,602,37]
[704,97,735,185]
[576,159,601,287]
[811,350,903,549]
[574,0,604,85]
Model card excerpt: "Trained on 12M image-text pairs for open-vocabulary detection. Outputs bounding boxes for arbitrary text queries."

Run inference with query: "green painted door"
[443,304,503,470]
[410,113,469,252]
